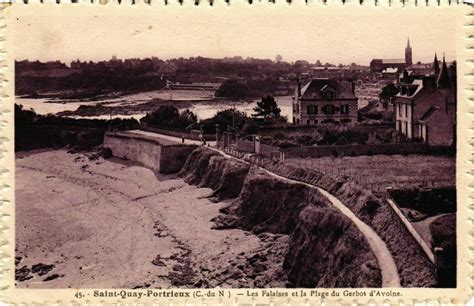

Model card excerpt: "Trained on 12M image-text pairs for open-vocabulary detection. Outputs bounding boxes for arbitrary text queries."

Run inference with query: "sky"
[10,4,458,66]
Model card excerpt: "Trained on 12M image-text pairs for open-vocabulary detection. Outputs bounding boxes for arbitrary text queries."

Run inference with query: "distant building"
[394,55,456,146]
[359,99,389,114]
[404,53,443,76]
[311,66,357,80]
[293,78,358,125]
[409,63,433,75]
[370,38,412,72]
[381,67,399,79]
[370,58,406,73]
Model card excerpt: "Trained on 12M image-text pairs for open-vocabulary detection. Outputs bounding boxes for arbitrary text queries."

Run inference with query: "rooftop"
[300,78,356,100]
[382,59,406,64]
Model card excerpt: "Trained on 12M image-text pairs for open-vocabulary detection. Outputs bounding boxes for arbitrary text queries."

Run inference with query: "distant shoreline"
[15,91,293,121]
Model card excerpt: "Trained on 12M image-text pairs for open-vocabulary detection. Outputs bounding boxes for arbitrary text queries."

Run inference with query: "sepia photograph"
[10,6,459,292]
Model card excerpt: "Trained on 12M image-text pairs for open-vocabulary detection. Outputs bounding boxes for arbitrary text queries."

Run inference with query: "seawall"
[104,131,196,174]
[179,147,382,288]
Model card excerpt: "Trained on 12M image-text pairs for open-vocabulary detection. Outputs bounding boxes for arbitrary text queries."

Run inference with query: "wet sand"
[15,150,267,288]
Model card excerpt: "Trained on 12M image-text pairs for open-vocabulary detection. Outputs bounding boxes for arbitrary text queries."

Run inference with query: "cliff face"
[180,147,382,288]
[263,162,437,287]
[284,206,381,288]
[179,147,250,201]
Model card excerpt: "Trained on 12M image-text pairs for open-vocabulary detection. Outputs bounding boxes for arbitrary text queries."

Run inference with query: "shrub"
[142,105,197,130]
[242,119,259,135]
[200,108,248,134]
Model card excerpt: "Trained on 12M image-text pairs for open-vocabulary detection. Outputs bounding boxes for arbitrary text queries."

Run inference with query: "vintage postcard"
[1,2,472,304]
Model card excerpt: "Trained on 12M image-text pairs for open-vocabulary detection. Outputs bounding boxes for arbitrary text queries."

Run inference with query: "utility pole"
[166,79,173,100]
[232,102,236,131]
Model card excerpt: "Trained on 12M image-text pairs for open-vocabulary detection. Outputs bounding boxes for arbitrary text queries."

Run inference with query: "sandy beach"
[15,150,282,289]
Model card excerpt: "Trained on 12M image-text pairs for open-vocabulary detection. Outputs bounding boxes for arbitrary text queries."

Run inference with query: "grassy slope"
[286,155,455,194]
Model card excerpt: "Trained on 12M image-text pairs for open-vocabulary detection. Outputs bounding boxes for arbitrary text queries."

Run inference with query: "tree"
[175,109,198,130]
[142,105,197,130]
[294,60,309,68]
[252,96,281,119]
[242,119,259,134]
[275,54,283,62]
[199,109,248,134]
[379,83,399,102]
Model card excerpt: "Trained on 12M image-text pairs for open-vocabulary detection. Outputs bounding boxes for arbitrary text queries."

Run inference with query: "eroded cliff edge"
[179,147,382,288]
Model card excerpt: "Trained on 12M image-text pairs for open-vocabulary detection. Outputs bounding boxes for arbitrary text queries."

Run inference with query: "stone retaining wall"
[104,132,196,174]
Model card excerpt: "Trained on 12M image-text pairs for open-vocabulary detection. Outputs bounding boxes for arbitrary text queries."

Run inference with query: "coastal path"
[210,147,401,288]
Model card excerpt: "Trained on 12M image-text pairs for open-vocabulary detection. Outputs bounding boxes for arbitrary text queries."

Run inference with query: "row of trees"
[141,96,284,134]
[16,57,361,80]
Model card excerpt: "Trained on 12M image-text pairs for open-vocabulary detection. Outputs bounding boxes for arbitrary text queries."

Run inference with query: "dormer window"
[401,86,406,95]
[320,85,336,100]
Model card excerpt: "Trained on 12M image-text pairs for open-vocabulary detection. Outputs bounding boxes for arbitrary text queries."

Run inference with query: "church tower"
[405,37,413,66]
[433,53,440,76]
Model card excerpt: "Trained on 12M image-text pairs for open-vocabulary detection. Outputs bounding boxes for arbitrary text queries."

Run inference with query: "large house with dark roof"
[292,78,358,125]
[394,55,456,146]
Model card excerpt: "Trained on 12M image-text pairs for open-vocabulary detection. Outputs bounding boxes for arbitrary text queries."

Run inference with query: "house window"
[340,104,350,114]
[322,105,336,115]
[307,105,317,115]
[404,104,408,118]
[340,118,352,124]
[398,104,402,117]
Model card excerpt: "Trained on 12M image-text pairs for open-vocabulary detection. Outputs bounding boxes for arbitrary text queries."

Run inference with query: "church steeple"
[437,53,451,89]
[405,37,413,66]
[433,53,440,76]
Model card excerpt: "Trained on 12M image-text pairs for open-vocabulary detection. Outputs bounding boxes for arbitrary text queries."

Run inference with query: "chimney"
[296,78,301,97]
[402,70,409,83]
